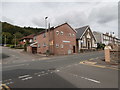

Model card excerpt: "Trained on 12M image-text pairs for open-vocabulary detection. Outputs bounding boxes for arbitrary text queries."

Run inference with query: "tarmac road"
[1,46,118,88]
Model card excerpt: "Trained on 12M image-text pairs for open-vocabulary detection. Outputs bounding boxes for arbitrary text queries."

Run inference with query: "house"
[19,34,34,45]
[27,23,77,55]
[93,31,119,46]
[76,25,97,52]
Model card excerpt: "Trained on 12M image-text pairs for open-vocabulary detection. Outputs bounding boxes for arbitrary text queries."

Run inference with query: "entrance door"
[73,46,75,53]
[32,47,37,54]
[88,41,90,49]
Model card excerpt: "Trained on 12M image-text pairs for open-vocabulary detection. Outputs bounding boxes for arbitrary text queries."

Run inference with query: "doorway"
[73,46,75,53]
[32,47,37,54]
[88,41,90,49]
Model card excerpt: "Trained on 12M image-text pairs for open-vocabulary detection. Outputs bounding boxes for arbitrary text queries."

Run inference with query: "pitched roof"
[75,25,89,39]
[54,23,77,33]
[35,22,76,36]
[20,34,35,40]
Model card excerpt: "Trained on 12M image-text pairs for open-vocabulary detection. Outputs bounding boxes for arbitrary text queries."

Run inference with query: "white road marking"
[71,73,100,84]
[21,77,32,81]
[3,64,29,68]
[56,70,60,72]
[58,70,101,84]
[18,75,30,79]
[81,77,100,83]
[38,75,40,76]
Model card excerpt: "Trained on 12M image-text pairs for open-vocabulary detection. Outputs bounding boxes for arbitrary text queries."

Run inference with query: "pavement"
[80,56,119,71]
[1,46,119,88]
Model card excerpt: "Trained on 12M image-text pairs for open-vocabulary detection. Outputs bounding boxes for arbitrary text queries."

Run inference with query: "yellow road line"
[79,61,119,70]
[1,84,10,90]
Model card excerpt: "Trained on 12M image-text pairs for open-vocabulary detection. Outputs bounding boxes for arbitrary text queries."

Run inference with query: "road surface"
[1,46,118,88]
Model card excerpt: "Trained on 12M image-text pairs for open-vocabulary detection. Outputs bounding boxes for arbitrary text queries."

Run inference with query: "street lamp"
[45,17,48,32]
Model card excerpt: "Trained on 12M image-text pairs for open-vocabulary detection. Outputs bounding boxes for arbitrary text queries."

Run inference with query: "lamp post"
[45,17,48,33]
[45,17,49,56]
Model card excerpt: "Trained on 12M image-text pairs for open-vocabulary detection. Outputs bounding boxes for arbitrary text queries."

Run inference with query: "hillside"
[0,21,45,44]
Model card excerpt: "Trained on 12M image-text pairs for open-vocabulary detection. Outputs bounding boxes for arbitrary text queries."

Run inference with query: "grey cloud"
[31,17,45,27]
[52,11,88,28]
[89,4,118,24]
[2,16,14,23]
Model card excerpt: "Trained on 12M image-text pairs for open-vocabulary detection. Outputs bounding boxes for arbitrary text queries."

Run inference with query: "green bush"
[15,47,24,49]
[6,44,11,47]
[97,43,105,50]
[10,45,15,48]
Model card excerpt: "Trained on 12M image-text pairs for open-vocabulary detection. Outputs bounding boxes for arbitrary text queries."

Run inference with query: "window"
[56,31,59,35]
[34,36,36,40]
[56,44,59,48]
[61,31,64,35]
[69,33,71,36]
[38,44,40,48]
[43,43,46,47]
[72,34,75,37]
[61,44,64,48]
[43,33,46,38]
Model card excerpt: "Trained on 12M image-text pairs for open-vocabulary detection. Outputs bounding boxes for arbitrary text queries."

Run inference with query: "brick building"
[27,23,77,55]
[19,34,34,45]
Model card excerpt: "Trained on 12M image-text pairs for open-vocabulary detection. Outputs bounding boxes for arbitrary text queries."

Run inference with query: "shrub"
[10,45,15,48]
[6,44,11,47]
[97,43,105,50]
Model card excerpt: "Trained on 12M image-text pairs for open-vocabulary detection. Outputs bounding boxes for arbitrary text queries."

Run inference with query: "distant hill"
[0,21,45,44]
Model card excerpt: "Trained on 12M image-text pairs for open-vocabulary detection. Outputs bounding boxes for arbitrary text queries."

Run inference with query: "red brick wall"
[32,23,76,55]
[35,32,49,54]
[53,24,76,55]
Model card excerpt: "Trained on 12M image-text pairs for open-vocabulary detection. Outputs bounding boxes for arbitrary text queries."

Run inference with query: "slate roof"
[76,25,89,39]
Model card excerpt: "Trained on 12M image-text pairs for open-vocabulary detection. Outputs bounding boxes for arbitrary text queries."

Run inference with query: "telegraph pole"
[45,17,48,33]
[4,35,6,46]
[13,34,16,47]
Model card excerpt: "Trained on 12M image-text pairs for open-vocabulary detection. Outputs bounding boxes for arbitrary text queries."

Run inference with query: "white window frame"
[72,34,75,37]
[43,43,46,47]
[56,44,59,48]
[61,44,64,48]
[61,31,64,35]
[56,31,59,35]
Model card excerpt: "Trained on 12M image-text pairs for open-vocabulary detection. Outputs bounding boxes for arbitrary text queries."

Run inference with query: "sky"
[1,0,119,37]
